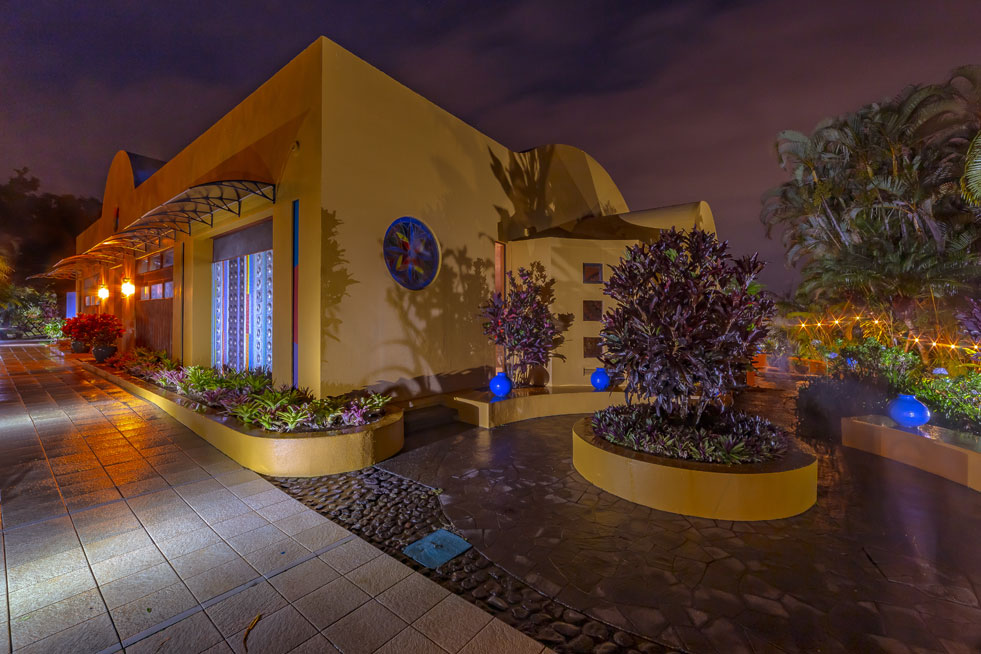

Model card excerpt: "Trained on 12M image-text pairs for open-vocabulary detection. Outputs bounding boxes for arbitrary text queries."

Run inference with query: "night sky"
[3,0,981,291]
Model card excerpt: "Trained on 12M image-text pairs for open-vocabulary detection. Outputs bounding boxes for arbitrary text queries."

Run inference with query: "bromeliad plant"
[479,262,567,386]
[105,348,390,434]
[594,228,787,464]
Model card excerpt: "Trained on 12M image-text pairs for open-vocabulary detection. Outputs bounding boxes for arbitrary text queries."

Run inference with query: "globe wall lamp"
[121,278,135,297]
[97,284,110,300]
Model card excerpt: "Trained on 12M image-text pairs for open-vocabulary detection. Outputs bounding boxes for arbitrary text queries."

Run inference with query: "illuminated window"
[583,263,603,284]
[164,281,174,298]
[151,283,163,300]
[140,286,150,301]
[213,250,273,371]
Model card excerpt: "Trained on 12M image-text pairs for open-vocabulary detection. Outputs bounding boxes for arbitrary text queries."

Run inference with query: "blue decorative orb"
[489,372,512,397]
[888,394,930,429]
[590,368,611,391]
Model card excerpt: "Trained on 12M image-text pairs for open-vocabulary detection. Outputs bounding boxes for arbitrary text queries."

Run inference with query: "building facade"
[41,37,716,400]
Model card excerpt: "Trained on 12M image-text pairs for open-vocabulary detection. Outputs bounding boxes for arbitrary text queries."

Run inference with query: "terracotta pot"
[92,344,117,363]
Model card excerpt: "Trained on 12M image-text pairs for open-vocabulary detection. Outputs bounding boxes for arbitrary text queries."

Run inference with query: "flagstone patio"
[0,344,549,654]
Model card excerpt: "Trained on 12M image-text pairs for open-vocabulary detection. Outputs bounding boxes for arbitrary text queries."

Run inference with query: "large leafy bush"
[594,229,786,464]
[480,262,565,385]
[600,228,774,420]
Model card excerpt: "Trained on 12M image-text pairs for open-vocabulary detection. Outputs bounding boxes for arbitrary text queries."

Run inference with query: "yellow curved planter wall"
[448,387,620,428]
[572,419,817,521]
[79,360,403,477]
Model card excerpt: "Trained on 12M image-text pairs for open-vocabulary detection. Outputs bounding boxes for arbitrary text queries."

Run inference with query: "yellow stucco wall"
[312,37,628,399]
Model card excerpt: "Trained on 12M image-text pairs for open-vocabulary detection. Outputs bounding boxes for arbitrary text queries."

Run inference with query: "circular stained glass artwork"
[383,217,441,290]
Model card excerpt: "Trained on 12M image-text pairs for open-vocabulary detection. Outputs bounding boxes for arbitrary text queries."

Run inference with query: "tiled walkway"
[0,345,547,654]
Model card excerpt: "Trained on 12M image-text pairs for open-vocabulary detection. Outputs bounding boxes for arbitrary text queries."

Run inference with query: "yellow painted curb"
[77,360,403,477]
[572,418,817,521]
[842,416,981,492]
[447,387,620,428]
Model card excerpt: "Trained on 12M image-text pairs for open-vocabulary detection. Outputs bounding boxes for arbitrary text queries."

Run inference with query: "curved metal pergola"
[29,179,276,279]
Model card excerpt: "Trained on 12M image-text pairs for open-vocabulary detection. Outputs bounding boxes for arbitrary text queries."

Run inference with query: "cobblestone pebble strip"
[270,468,679,654]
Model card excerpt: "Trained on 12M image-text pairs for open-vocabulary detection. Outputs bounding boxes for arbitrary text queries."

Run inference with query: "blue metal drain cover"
[402,529,471,569]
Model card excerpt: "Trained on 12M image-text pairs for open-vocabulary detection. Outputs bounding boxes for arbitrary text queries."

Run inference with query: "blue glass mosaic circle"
[383,217,440,290]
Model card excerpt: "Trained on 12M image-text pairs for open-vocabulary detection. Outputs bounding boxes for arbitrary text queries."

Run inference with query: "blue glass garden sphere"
[888,394,930,429]
[489,372,512,397]
[590,368,611,391]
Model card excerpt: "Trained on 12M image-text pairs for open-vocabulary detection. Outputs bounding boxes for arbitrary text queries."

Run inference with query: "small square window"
[148,255,161,272]
[583,300,603,322]
[164,281,174,298]
[162,249,174,268]
[137,258,149,274]
[151,283,163,300]
[583,337,602,359]
[583,263,603,284]
[140,286,150,301]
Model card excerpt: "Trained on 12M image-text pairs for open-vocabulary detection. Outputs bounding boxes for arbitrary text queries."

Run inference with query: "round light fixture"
[97,285,109,300]
[121,279,135,297]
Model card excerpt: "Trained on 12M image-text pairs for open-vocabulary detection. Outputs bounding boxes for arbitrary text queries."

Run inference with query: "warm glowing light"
[97,285,109,300]
[121,279,135,297]
[833,319,840,325]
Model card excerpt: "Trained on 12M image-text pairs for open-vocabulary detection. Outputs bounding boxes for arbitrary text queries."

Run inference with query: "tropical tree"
[762,70,981,356]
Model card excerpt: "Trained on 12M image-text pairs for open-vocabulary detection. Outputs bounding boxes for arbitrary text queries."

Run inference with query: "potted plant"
[61,315,91,353]
[86,314,125,363]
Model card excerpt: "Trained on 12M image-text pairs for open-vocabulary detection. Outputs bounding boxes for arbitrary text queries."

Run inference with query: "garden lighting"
[97,284,109,300]
[121,278,135,297]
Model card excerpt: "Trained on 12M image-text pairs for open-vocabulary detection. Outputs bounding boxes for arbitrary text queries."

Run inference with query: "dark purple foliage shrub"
[600,228,774,421]
[480,262,566,385]
[593,404,788,464]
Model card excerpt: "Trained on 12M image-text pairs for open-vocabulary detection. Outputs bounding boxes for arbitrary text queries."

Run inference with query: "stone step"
[404,404,459,434]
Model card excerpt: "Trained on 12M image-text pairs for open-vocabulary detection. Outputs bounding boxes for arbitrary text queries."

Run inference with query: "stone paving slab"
[0,345,550,654]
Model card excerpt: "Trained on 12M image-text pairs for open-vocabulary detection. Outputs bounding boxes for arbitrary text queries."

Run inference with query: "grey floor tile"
[322,600,407,654]
[227,605,317,654]
[122,609,224,654]
[204,580,288,638]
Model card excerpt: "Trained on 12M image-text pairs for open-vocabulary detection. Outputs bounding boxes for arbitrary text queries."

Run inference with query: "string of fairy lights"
[795,312,980,355]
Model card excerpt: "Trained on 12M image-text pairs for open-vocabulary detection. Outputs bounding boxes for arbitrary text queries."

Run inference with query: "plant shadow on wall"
[321,209,358,346]
[376,245,493,400]
[490,145,555,241]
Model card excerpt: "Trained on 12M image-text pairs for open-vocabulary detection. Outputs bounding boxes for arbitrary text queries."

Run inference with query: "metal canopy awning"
[30,180,275,279]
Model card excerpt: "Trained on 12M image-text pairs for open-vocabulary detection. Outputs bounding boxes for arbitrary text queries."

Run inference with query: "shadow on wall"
[321,208,358,346]
[371,245,493,401]
[491,145,555,241]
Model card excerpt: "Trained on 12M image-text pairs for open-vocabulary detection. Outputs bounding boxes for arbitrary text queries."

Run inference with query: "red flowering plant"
[479,262,568,386]
[62,313,124,347]
[61,315,91,343]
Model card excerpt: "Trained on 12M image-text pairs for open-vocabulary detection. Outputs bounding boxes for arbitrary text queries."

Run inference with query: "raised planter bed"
[76,358,403,477]
[572,418,817,521]
[842,415,981,492]
[447,386,621,428]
